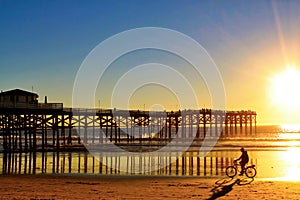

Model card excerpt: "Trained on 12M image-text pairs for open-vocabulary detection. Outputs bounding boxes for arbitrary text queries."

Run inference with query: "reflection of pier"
[0,106,256,152]
[0,152,257,177]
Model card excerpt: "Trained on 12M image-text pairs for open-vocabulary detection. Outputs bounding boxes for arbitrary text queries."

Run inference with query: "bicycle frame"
[232,160,244,172]
[233,160,255,171]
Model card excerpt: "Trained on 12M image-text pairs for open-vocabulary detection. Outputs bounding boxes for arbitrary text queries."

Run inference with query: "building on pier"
[0,89,38,107]
[0,89,63,110]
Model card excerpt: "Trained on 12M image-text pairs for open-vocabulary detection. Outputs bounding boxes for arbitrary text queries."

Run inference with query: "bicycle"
[225,160,257,178]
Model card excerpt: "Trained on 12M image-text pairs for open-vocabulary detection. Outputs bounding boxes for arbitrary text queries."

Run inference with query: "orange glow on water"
[279,124,300,140]
[281,124,300,132]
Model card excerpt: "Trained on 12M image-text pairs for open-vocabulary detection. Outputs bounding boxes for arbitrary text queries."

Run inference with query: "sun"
[270,67,300,111]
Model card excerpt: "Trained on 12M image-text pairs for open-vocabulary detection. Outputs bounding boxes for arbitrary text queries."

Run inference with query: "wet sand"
[0,174,300,199]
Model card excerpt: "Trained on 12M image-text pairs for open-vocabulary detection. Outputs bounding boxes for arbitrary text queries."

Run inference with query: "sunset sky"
[1,0,300,125]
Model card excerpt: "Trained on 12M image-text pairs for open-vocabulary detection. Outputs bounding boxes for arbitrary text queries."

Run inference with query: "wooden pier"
[0,105,257,153]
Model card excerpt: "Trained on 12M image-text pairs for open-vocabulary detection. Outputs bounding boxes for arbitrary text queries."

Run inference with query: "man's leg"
[240,162,246,175]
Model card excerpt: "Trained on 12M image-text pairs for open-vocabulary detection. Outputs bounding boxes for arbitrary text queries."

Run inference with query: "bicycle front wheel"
[226,166,237,178]
[245,167,257,178]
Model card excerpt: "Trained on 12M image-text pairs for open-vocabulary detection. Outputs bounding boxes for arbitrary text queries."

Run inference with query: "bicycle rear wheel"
[226,166,237,178]
[245,167,256,178]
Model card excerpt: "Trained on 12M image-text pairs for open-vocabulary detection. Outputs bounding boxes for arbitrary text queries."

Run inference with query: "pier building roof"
[0,89,38,97]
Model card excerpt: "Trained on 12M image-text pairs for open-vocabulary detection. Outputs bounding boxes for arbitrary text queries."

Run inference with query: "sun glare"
[270,67,300,111]
[279,148,300,181]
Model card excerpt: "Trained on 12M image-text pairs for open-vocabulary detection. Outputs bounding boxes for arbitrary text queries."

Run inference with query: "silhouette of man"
[235,147,249,175]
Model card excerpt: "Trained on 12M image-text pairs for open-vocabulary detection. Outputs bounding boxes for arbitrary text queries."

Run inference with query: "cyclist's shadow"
[207,177,254,200]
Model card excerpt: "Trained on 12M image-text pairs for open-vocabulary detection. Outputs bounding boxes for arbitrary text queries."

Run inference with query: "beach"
[1,126,300,199]
[1,174,300,200]
[1,143,300,199]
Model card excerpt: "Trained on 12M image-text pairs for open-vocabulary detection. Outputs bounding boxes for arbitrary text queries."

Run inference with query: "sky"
[1,0,300,125]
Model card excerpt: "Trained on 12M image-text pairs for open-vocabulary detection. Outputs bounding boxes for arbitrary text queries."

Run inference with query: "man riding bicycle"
[235,147,249,175]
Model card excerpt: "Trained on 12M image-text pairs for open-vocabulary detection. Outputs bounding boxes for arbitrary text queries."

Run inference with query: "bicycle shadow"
[207,177,254,200]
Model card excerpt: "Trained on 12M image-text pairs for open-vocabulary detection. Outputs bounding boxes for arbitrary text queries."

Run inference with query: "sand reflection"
[1,148,300,180]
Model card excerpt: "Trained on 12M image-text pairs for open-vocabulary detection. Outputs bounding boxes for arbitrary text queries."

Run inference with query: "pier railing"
[0,102,63,110]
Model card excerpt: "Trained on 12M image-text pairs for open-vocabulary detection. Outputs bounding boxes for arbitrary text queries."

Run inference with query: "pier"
[0,106,257,152]
[0,88,257,153]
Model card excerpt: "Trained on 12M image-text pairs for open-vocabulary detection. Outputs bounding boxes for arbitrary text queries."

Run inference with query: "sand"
[0,175,300,200]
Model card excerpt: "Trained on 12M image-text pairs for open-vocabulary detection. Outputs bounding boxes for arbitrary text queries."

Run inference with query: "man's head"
[240,147,245,152]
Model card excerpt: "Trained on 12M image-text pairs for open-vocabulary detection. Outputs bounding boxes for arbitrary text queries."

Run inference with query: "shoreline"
[1,174,300,199]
